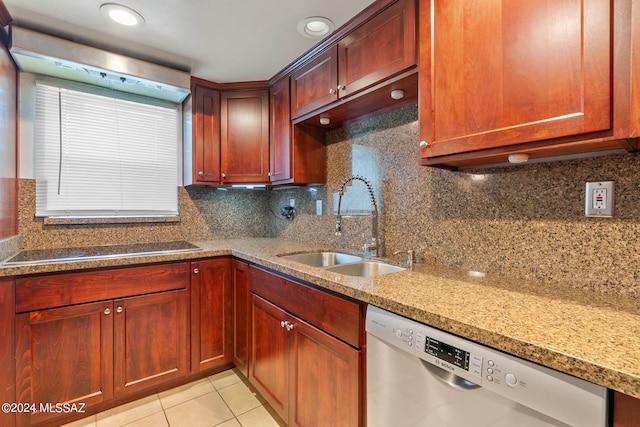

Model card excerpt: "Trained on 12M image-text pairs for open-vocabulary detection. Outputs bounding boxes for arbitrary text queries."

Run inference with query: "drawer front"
[16,262,190,313]
[249,266,363,348]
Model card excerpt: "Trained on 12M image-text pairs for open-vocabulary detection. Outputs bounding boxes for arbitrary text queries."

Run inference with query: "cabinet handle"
[104,308,111,315]
[419,141,429,149]
[193,268,199,274]
[198,171,204,176]
[280,320,295,331]
[116,306,123,314]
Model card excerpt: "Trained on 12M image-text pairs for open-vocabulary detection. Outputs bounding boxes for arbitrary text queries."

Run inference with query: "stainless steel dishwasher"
[366,305,609,427]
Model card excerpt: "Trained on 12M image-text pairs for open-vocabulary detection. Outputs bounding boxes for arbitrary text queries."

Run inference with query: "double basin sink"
[278,251,406,278]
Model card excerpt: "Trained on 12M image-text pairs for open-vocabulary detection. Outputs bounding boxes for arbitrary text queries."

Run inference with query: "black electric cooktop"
[3,241,202,265]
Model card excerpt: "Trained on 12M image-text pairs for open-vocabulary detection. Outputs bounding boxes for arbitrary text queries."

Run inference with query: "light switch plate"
[585,181,614,217]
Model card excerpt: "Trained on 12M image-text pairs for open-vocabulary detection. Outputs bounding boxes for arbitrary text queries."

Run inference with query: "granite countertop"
[1,237,639,399]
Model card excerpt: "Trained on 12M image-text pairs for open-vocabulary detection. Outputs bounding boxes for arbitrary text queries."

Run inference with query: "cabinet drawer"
[249,266,363,348]
[16,262,190,313]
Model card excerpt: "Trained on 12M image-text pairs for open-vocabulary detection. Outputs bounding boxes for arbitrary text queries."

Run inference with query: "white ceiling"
[4,0,375,83]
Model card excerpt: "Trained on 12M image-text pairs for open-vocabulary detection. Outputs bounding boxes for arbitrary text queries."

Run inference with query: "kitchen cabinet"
[190,258,232,373]
[221,89,270,184]
[614,391,640,427]
[14,262,190,427]
[188,83,221,185]
[185,78,269,185]
[249,266,364,426]
[291,0,416,119]
[0,26,17,240]
[269,77,326,185]
[0,278,15,427]
[419,0,640,168]
[232,259,250,376]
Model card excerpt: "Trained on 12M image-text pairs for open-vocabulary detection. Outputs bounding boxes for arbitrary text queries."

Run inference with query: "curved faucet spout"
[335,175,380,257]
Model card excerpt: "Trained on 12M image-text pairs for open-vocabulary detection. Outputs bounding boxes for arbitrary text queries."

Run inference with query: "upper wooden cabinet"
[189,84,220,185]
[419,0,640,168]
[185,78,269,185]
[270,77,326,185]
[221,89,270,183]
[291,0,417,119]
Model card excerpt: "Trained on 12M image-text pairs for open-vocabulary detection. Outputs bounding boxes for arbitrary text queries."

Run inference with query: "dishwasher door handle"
[420,359,481,391]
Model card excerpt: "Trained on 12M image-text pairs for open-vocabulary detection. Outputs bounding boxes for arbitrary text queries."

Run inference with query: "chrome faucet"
[335,175,380,257]
[393,250,415,268]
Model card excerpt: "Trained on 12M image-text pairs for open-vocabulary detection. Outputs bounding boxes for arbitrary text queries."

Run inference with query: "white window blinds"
[35,82,179,218]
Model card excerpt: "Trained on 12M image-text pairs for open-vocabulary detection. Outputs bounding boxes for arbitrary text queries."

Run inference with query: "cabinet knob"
[104,308,111,315]
[280,320,295,331]
[337,85,345,92]
[419,141,429,149]
[221,173,226,179]
[329,88,335,95]
[116,306,123,314]
[198,171,204,176]
[193,268,199,274]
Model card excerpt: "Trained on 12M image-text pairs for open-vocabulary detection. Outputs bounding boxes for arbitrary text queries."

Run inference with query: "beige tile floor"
[60,369,285,427]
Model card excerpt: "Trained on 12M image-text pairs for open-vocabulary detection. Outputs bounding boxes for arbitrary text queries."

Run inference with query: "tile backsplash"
[15,104,640,298]
[272,105,640,298]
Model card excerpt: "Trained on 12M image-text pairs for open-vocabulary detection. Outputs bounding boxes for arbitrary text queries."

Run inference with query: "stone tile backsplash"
[15,104,640,297]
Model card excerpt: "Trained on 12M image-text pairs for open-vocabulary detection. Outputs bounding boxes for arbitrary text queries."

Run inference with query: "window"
[35,81,180,219]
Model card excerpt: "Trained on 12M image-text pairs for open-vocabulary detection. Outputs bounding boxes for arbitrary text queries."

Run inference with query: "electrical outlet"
[585,181,614,217]
[316,200,322,216]
[289,198,295,208]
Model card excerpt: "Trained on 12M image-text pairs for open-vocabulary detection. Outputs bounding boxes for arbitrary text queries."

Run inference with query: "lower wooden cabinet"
[114,290,188,395]
[249,266,364,427]
[13,262,191,427]
[232,259,250,376]
[614,391,640,427]
[15,289,188,426]
[190,258,232,372]
[0,278,15,427]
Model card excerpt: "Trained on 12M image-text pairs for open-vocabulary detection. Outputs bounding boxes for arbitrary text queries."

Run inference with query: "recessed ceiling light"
[297,17,334,39]
[100,3,145,27]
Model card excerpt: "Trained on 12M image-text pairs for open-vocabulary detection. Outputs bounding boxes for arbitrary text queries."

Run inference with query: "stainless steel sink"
[324,261,406,277]
[279,252,363,267]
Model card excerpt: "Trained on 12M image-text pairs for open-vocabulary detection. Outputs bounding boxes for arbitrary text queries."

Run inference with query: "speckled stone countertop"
[1,237,639,399]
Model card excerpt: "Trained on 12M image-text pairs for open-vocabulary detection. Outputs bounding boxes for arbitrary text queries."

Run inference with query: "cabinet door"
[291,48,339,118]
[338,0,416,98]
[250,295,290,422]
[289,317,362,427]
[114,290,188,396]
[614,391,640,427]
[220,90,270,183]
[270,77,292,184]
[0,278,14,427]
[419,0,611,158]
[191,258,232,373]
[192,84,221,184]
[15,301,114,427]
[232,259,250,376]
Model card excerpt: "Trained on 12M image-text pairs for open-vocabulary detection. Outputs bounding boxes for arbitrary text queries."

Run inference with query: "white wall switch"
[585,181,614,217]
[316,200,322,216]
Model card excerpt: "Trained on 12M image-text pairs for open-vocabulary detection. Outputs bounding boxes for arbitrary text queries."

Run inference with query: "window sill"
[42,216,181,226]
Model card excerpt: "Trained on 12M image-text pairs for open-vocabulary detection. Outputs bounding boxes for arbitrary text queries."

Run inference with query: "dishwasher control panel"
[366,305,609,427]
